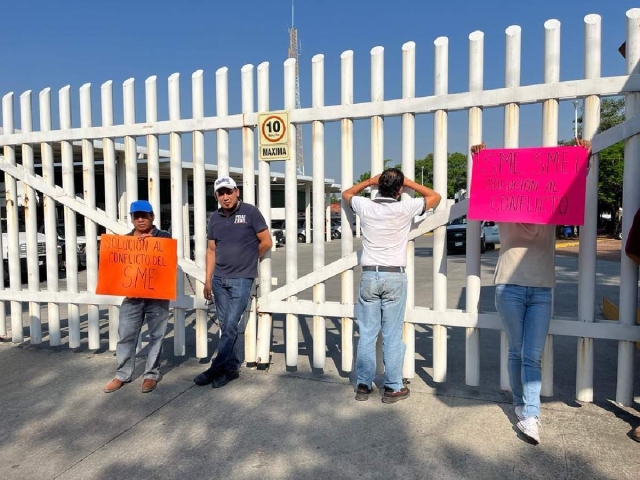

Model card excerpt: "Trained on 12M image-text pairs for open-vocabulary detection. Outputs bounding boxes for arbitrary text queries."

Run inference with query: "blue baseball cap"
[130,200,154,214]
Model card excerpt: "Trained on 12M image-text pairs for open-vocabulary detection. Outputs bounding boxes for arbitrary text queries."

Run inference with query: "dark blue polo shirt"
[207,201,268,278]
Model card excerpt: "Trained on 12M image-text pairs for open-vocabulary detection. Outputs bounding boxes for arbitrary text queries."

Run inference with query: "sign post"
[258,111,290,161]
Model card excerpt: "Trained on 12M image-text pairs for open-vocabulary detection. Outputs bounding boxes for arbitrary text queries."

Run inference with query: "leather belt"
[362,265,405,273]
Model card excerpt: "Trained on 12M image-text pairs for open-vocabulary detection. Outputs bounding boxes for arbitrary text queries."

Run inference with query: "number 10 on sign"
[258,111,290,161]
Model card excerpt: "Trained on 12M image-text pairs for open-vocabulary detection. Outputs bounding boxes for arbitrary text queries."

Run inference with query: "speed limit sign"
[258,111,290,161]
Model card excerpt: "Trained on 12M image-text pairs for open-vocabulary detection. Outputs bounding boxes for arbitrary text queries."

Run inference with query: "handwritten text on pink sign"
[468,146,589,225]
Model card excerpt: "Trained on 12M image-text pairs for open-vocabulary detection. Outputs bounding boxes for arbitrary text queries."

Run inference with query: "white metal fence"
[0,11,639,406]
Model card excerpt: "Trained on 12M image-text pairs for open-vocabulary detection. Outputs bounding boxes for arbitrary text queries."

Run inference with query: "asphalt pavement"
[0,235,639,480]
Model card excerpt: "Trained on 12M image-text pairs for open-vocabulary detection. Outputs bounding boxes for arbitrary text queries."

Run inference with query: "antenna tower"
[288,1,304,175]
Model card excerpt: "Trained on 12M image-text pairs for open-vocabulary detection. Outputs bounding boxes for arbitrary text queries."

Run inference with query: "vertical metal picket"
[432,37,449,383]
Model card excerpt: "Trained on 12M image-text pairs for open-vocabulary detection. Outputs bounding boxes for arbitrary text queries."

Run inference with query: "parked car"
[295,219,341,243]
[272,229,285,246]
[270,220,285,247]
[446,216,487,254]
[40,222,103,270]
[297,219,310,243]
[2,228,49,281]
[482,221,500,250]
[329,217,362,239]
[330,219,341,239]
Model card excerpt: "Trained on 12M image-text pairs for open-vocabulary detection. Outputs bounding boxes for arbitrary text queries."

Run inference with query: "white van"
[0,181,48,279]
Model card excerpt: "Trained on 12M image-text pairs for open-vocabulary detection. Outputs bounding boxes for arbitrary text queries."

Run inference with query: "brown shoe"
[381,386,410,404]
[103,378,125,393]
[141,379,157,393]
[632,425,640,443]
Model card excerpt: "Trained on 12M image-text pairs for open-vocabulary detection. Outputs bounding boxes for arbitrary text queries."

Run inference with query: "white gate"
[1,10,639,406]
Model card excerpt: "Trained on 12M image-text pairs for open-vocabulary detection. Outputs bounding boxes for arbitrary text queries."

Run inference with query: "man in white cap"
[194,176,272,388]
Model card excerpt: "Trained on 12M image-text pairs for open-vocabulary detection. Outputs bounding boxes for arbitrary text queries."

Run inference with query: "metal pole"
[145,76,162,231]
[576,13,601,403]
[616,8,640,406]
[79,84,100,350]
[59,86,80,348]
[101,81,120,351]
[501,25,522,391]
[466,30,484,387]
[282,58,299,368]
[19,91,42,344]
[371,45,385,376]
[192,70,208,359]
[256,61,272,366]
[3,93,23,343]
[401,41,417,380]
[168,73,186,356]
[340,50,355,373]
[432,37,449,383]
[123,79,138,228]
[573,100,579,138]
[312,54,326,369]
[240,63,259,364]
[541,18,561,398]
[39,88,60,345]
[216,67,230,179]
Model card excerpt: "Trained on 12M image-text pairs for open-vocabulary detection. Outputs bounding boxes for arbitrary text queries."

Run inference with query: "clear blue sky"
[0,1,636,183]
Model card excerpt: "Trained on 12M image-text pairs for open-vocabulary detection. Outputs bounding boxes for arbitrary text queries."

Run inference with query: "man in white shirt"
[342,168,441,403]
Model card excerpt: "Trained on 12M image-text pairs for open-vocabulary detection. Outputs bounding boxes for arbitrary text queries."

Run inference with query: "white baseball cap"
[214,176,237,192]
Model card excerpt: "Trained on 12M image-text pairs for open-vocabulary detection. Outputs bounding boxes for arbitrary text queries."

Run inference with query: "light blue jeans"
[495,284,552,419]
[116,298,170,382]
[355,271,408,392]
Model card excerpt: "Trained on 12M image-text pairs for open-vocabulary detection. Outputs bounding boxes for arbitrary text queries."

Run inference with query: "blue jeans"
[495,284,552,419]
[116,298,170,382]
[211,276,254,372]
[355,271,408,391]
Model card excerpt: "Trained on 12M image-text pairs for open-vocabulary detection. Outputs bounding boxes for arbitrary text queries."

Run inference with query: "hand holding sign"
[96,234,178,300]
[468,145,590,225]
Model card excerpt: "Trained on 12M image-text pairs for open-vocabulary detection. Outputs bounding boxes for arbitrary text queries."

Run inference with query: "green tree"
[562,98,625,223]
[354,152,468,199]
[414,152,467,198]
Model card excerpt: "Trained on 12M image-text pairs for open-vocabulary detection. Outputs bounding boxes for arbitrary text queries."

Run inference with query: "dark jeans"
[116,298,170,382]
[211,276,254,372]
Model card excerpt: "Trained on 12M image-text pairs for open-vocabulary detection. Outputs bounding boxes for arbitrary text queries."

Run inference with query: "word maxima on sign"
[260,144,289,159]
[258,111,290,161]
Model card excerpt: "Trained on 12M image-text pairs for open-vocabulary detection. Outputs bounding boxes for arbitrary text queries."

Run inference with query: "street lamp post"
[421,166,424,185]
[573,100,579,138]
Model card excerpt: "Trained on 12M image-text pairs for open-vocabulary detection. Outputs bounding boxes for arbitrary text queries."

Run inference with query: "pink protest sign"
[468,146,589,225]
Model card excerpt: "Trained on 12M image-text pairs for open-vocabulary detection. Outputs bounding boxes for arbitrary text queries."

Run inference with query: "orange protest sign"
[96,234,178,300]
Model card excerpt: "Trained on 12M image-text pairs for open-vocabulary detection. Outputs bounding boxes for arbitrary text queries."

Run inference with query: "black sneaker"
[381,386,410,404]
[212,370,240,389]
[193,367,221,386]
[355,383,373,401]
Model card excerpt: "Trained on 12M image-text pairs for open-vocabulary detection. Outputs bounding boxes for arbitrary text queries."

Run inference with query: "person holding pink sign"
[471,139,591,445]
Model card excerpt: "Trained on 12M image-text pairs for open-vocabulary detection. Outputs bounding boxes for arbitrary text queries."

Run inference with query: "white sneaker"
[517,416,541,444]
[515,406,524,422]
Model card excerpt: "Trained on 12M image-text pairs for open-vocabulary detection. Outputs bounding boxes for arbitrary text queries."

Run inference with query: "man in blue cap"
[103,200,173,394]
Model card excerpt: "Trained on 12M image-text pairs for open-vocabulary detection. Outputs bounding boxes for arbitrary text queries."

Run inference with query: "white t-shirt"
[351,196,425,267]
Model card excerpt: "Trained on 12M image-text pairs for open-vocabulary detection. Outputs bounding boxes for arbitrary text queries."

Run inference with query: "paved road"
[0,235,639,479]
